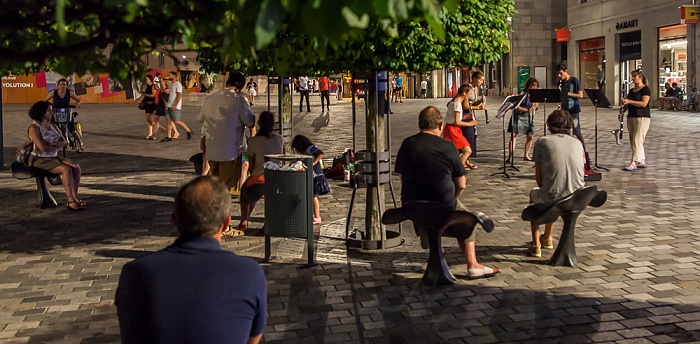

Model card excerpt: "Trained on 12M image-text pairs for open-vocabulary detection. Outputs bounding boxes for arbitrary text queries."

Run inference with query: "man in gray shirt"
[528,110,585,257]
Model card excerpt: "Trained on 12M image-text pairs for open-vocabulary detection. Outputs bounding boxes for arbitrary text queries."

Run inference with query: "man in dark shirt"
[395,106,499,279]
[116,176,267,344]
[556,63,586,151]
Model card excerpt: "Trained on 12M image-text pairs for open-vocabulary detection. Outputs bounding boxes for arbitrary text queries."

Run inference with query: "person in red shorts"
[443,84,478,170]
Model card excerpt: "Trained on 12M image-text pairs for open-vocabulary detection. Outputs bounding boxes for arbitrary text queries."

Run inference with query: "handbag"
[16,142,33,165]
[138,101,146,110]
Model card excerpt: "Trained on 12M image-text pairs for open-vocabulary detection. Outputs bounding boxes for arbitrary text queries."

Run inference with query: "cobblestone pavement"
[2,97,700,343]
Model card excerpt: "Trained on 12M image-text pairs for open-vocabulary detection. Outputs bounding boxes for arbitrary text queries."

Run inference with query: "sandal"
[467,164,478,170]
[76,198,87,207]
[222,228,245,238]
[523,156,532,161]
[66,201,85,211]
[146,135,156,140]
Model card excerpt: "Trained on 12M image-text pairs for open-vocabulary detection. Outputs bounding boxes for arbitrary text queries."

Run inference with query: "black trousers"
[299,90,310,111]
[320,90,330,109]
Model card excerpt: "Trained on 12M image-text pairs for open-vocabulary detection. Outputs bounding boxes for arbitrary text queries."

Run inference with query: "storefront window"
[579,37,605,93]
[659,24,687,98]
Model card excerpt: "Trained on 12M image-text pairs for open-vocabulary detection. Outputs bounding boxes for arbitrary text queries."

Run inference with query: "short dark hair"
[546,110,574,134]
[28,101,52,121]
[418,106,443,130]
[672,82,678,87]
[169,71,177,77]
[525,77,539,89]
[555,63,567,72]
[471,70,485,80]
[227,72,246,89]
[173,176,230,237]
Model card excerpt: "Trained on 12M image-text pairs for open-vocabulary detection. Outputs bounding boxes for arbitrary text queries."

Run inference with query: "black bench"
[11,161,62,209]
[382,201,495,286]
[521,185,607,267]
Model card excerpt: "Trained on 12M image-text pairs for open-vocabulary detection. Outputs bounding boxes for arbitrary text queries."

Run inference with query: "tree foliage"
[199,0,514,75]
[1,0,471,79]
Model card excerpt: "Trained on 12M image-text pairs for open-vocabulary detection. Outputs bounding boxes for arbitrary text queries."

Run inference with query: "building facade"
[506,0,568,94]
[567,0,695,105]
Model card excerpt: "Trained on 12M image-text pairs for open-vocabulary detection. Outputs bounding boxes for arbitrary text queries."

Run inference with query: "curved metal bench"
[382,201,495,286]
[11,161,62,209]
[522,185,607,267]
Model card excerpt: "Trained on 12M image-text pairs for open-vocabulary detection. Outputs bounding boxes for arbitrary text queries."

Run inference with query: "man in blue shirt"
[116,176,267,344]
[395,75,403,103]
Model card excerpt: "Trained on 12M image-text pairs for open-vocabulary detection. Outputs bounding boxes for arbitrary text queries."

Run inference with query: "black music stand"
[585,89,612,171]
[528,89,562,136]
[491,95,524,178]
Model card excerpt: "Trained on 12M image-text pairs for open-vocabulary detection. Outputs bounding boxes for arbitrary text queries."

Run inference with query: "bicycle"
[53,105,83,157]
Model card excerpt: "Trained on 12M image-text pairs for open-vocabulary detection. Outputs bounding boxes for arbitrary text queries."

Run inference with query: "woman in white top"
[27,101,85,210]
[443,84,477,169]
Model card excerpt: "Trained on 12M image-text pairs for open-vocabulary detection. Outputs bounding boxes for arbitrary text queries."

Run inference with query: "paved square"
[1,97,699,343]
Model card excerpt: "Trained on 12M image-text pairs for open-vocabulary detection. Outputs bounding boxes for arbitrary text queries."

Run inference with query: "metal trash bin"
[263,154,316,267]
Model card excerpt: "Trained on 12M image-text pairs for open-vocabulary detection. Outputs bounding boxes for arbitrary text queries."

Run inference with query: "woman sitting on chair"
[27,101,85,210]
[229,111,284,236]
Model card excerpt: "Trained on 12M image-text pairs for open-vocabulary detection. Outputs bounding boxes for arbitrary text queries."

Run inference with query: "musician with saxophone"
[620,69,651,171]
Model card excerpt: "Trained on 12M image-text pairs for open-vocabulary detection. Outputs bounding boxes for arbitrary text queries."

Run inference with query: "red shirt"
[318,77,330,91]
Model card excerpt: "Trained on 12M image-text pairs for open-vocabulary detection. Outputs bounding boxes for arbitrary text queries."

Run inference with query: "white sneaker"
[623,163,637,171]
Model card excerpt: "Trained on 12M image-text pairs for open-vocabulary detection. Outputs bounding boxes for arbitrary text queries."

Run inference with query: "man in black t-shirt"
[395,106,499,279]
[556,63,586,151]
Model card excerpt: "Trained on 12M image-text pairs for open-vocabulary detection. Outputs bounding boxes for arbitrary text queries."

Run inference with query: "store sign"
[616,19,638,31]
[620,30,641,61]
[681,5,699,24]
[2,75,37,88]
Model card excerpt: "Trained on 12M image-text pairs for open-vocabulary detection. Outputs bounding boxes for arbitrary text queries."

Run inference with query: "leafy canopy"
[0,0,513,79]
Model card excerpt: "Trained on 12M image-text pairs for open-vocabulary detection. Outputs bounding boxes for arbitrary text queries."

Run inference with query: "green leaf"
[341,7,370,28]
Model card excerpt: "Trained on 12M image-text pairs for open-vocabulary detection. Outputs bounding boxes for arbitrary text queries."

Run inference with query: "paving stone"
[1,101,700,342]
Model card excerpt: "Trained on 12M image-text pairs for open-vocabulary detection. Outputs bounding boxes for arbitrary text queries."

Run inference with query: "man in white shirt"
[162,71,193,142]
[297,76,310,112]
[200,73,256,194]
[420,79,428,98]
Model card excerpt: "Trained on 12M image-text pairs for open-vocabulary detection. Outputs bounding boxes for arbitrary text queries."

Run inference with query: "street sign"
[681,5,699,24]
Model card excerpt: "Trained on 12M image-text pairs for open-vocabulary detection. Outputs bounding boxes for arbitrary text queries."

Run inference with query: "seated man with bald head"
[395,106,499,279]
[116,176,267,344]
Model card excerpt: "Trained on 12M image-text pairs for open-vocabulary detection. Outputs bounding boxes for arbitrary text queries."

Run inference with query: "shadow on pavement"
[258,257,700,343]
[0,190,174,253]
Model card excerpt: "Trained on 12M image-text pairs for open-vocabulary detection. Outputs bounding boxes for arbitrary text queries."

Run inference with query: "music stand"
[528,89,562,136]
[584,89,612,171]
[491,95,524,178]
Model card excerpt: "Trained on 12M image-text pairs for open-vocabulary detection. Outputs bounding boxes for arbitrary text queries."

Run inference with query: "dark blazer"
[116,236,267,344]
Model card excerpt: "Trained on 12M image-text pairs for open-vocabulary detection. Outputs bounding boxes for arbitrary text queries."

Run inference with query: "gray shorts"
[166,108,182,121]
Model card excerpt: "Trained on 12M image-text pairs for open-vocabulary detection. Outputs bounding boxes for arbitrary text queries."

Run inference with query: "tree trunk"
[364,79,386,243]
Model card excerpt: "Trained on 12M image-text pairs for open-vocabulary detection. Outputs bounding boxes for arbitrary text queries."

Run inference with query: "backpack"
[16,142,33,165]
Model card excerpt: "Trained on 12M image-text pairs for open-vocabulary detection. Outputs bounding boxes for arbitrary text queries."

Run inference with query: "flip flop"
[467,267,499,279]
[222,228,245,238]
